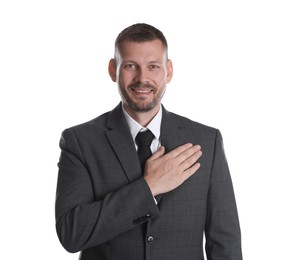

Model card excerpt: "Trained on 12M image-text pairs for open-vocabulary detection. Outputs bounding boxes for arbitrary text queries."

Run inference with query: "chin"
[129,101,160,113]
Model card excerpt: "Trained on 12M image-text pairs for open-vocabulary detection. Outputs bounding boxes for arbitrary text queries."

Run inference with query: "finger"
[175,145,201,164]
[148,146,165,161]
[179,150,202,172]
[165,143,193,159]
[184,162,201,179]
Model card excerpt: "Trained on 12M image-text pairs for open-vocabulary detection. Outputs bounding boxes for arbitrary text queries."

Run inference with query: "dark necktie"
[135,130,154,172]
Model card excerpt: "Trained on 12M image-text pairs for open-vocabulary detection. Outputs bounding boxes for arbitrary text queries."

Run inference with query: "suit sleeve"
[55,129,160,253]
[205,130,243,260]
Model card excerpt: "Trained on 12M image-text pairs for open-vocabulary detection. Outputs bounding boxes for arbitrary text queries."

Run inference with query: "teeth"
[134,89,151,93]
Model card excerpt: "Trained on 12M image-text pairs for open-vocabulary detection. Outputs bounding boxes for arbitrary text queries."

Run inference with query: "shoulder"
[60,110,115,149]
[60,103,124,140]
[64,111,110,135]
[163,107,218,136]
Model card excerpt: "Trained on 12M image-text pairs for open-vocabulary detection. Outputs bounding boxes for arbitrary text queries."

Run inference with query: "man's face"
[109,39,173,114]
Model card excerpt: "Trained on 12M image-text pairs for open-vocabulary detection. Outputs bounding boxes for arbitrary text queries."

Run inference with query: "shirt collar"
[122,104,162,141]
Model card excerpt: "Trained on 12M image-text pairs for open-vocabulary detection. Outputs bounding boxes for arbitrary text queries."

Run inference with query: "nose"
[135,68,149,83]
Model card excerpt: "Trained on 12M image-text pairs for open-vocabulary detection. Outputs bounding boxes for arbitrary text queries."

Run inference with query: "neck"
[123,103,161,127]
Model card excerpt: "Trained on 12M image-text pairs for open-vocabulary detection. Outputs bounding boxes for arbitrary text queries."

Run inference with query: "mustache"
[128,83,156,90]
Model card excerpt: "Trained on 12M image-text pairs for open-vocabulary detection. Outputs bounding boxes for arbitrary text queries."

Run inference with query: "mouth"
[131,88,154,94]
[129,83,156,96]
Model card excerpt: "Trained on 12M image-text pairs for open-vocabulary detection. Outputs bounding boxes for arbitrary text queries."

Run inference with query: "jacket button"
[147,235,154,244]
[146,213,151,219]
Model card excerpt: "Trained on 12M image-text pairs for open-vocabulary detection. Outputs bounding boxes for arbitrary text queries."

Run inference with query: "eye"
[149,64,160,70]
[123,64,137,71]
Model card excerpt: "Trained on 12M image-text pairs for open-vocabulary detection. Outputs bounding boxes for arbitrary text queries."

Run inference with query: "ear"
[108,59,117,82]
[166,59,173,83]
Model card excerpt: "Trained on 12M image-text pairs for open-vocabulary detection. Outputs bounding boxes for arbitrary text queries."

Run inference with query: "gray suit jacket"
[56,103,242,260]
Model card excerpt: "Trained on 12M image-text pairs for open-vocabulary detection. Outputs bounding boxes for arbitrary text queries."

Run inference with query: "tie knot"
[136,130,154,148]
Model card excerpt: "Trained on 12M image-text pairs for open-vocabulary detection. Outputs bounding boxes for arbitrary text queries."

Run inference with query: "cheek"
[118,72,127,86]
[118,77,133,92]
[155,72,168,85]
[119,71,134,84]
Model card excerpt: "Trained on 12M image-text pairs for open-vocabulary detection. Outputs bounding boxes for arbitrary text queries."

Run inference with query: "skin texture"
[109,39,172,126]
[108,40,202,196]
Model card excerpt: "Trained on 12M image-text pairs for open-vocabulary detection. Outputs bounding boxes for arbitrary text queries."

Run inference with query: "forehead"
[116,39,167,62]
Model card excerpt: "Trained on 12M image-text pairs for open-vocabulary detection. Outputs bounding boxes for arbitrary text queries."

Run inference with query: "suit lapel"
[105,104,191,199]
[160,106,189,153]
[105,104,142,183]
[155,106,190,202]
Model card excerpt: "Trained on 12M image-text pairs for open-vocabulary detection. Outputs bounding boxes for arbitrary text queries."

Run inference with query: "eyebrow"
[122,59,164,64]
[148,60,164,64]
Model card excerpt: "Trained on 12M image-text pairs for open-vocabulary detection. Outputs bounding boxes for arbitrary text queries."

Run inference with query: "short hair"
[115,23,168,51]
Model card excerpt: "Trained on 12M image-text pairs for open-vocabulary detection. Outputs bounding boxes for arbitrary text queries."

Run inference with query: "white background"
[1,0,286,259]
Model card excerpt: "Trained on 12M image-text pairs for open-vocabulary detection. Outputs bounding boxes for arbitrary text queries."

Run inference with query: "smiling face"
[109,39,173,116]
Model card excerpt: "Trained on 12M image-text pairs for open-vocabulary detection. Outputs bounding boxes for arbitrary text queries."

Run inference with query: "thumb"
[149,146,165,161]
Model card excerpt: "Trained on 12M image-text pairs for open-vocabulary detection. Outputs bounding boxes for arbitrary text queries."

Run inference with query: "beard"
[118,82,166,113]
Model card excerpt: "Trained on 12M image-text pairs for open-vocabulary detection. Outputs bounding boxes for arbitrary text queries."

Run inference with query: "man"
[56,23,242,260]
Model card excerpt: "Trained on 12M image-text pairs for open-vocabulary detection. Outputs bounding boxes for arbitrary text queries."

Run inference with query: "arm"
[205,130,243,260]
[55,129,160,253]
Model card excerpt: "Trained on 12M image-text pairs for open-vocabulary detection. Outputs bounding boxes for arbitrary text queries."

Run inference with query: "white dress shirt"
[122,105,162,154]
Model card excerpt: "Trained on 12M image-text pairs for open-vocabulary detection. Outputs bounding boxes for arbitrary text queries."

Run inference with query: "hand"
[144,143,202,196]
